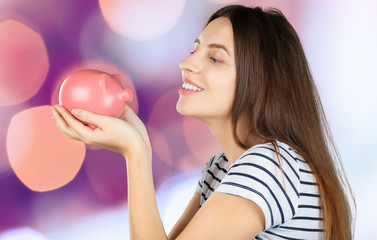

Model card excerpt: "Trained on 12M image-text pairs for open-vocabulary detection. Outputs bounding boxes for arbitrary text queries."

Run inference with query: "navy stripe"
[229,161,296,216]
[297,158,307,164]
[198,181,202,188]
[256,146,300,181]
[299,168,313,174]
[201,192,208,201]
[292,216,323,221]
[221,181,275,227]
[300,180,317,186]
[203,180,215,192]
[214,162,228,173]
[300,192,320,198]
[207,169,222,183]
[278,145,299,163]
[279,226,324,232]
[298,205,321,209]
[227,172,285,223]
[264,230,306,240]
[235,152,300,197]
[222,154,228,162]
[209,155,216,166]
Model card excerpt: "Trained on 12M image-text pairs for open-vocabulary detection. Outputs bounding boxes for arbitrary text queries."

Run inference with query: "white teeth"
[182,82,202,91]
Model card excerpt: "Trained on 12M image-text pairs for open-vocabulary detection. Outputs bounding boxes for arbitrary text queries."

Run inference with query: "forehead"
[199,17,234,49]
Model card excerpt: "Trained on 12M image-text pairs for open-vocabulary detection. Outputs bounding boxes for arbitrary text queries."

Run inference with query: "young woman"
[52,5,354,240]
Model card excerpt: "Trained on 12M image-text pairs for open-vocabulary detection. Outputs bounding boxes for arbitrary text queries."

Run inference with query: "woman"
[52,5,354,239]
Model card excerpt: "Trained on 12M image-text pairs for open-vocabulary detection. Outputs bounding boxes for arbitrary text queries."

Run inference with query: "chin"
[176,101,199,118]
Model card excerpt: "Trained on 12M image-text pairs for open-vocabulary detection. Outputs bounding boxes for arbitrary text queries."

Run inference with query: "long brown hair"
[207,5,355,239]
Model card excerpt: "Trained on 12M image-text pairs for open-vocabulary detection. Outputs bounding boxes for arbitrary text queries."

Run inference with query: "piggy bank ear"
[98,73,108,89]
[113,73,122,84]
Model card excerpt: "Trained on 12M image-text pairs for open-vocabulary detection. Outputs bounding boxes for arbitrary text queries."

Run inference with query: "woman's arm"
[126,148,167,239]
[168,192,201,239]
[52,105,167,239]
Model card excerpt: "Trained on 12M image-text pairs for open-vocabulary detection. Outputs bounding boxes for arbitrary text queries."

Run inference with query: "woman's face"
[176,17,236,123]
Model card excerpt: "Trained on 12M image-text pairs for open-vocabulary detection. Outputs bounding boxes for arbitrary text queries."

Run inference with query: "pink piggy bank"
[59,69,134,129]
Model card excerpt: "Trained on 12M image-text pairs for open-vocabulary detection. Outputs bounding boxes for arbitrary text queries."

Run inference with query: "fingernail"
[71,109,81,117]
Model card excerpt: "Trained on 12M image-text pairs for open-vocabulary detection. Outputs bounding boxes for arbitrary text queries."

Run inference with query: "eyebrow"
[194,38,230,56]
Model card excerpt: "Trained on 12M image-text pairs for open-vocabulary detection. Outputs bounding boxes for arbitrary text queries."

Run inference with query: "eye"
[209,53,222,64]
[211,57,222,63]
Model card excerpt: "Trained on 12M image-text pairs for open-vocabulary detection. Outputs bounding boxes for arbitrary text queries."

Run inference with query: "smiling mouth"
[181,82,202,91]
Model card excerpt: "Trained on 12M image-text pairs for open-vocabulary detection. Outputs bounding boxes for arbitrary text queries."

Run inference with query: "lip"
[179,78,204,96]
[182,78,203,89]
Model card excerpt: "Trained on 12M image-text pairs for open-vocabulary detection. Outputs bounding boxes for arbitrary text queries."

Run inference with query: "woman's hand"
[51,104,151,160]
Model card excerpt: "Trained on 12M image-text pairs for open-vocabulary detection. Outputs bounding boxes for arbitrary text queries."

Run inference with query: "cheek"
[208,78,236,114]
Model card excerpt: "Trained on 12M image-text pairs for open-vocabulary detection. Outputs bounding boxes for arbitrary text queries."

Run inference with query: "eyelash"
[190,50,222,64]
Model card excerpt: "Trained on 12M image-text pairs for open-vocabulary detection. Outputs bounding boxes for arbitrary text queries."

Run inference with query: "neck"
[203,117,246,166]
[202,116,266,166]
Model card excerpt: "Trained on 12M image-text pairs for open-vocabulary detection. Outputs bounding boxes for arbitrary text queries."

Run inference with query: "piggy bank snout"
[120,88,134,103]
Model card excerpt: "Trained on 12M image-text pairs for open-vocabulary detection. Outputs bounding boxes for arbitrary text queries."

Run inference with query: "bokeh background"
[0,0,376,239]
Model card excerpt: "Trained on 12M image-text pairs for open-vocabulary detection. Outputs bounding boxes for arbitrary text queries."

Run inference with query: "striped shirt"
[196,141,324,239]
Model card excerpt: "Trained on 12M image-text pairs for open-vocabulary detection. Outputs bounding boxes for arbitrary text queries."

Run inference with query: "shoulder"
[233,141,302,180]
[217,141,303,229]
[206,152,226,168]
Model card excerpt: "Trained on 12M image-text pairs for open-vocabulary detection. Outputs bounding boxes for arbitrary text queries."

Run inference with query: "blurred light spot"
[6,106,86,191]
[176,154,202,171]
[81,1,201,85]
[148,125,173,166]
[147,89,187,169]
[99,0,186,41]
[182,117,221,166]
[301,0,377,170]
[156,170,201,234]
[207,0,239,3]
[0,20,49,106]
[44,205,129,240]
[32,188,103,232]
[84,150,127,203]
[0,227,48,240]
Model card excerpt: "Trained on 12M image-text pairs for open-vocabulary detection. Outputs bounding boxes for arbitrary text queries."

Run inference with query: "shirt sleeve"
[215,146,300,230]
[196,155,216,194]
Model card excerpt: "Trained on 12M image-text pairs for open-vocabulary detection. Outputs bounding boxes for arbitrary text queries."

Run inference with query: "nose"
[179,54,199,74]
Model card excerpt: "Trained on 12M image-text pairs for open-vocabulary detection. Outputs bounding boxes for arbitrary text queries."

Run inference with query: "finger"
[70,108,110,130]
[120,105,143,128]
[51,106,82,140]
[53,105,93,138]
[120,105,150,142]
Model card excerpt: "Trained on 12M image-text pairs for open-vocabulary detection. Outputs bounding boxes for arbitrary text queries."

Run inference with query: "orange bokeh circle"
[6,105,86,191]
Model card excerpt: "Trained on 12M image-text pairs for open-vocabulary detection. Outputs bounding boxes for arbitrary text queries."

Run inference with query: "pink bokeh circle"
[147,89,188,169]
[6,105,86,191]
[0,20,49,106]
